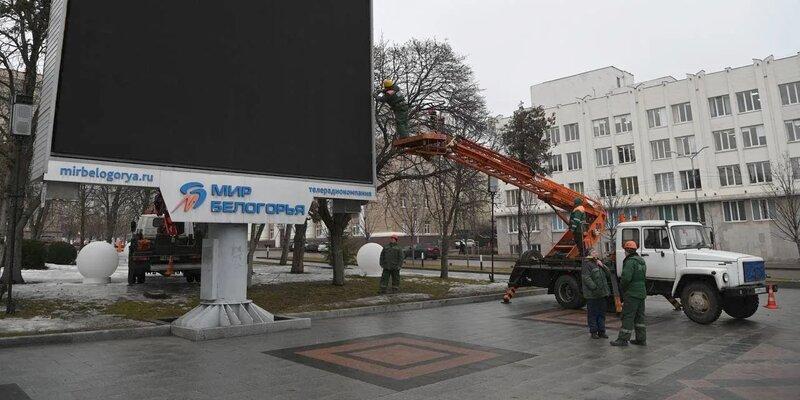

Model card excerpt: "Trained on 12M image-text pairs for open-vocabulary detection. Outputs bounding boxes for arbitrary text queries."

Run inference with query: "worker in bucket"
[379,235,404,294]
[581,249,610,339]
[569,198,587,256]
[611,240,648,347]
[375,79,410,138]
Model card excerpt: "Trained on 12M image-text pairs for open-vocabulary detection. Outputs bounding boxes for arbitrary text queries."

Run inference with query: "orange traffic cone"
[165,256,174,277]
[502,286,517,304]
[764,284,778,309]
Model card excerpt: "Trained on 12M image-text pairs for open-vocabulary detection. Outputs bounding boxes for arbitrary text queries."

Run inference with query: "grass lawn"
[2,275,496,328]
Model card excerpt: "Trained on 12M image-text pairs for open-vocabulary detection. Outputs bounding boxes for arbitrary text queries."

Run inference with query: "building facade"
[496,53,800,261]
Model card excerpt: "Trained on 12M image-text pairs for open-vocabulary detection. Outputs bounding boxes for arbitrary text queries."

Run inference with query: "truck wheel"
[553,275,586,309]
[680,281,722,324]
[723,295,759,319]
[185,273,195,283]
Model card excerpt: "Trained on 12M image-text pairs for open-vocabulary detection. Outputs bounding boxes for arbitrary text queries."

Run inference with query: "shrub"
[46,241,78,265]
[21,239,46,269]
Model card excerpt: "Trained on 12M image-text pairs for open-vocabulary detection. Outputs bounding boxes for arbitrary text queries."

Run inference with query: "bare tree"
[517,191,543,253]
[314,198,352,286]
[594,167,635,252]
[373,38,487,191]
[246,223,265,287]
[0,0,50,287]
[93,186,134,243]
[386,179,426,252]
[765,156,800,258]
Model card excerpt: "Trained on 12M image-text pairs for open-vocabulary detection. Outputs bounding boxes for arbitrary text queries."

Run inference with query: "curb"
[769,280,800,289]
[287,288,547,320]
[404,267,511,276]
[0,325,171,349]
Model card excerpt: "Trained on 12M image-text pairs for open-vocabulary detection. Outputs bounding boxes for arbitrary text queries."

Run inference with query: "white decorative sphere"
[357,243,384,277]
[76,241,119,284]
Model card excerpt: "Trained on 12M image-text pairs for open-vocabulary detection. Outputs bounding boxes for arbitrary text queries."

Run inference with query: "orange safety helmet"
[623,240,638,250]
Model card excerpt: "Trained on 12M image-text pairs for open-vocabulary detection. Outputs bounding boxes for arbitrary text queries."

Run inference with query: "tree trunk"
[31,200,52,240]
[279,225,292,265]
[291,223,307,274]
[331,225,345,285]
[246,224,265,287]
[517,202,522,256]
[439,239,449,279]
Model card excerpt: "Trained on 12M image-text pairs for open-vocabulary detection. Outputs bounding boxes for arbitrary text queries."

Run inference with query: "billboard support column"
[171,223,309,341]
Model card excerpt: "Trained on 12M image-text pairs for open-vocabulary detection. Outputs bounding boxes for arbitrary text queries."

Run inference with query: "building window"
[564,123,580,142]
[566,152,582,171]
[592,118,610,137]
[680,169,701,190]
[315,223,327,238]
[713,129,737,152]
[683,203,705,222]
[552,215,567,232]
[672,102,693,123]
[792,157,800,179]
[529,243,542,253]
[650,139,671,160]
[595,147,613,167]
[736,89,761,113]
[675,135,695,156]
[524,214,540,232]
[742,125,767,148]
[751,199,773,221]
[614,114,633,133]
[609,208,639,223]
[646,107,666,128]
[505,189,520,207]
[598,178,616,198]
[549,154,563,173]
[786,119,800,142]
[507,216,519,233]
[617,144,636,164]
[568,182,584,194]
[723,201,747,222]
[510,244,521,255]
[746,161,772,184]
[422,222,431,234]
[780,81,800,106]
[708,95,732,118]
[718,165,743,187]
[654,172,675,193]
[546,126,561,145]
[658,205,679,220]
[616,77,621,88]
[620,176,639,195]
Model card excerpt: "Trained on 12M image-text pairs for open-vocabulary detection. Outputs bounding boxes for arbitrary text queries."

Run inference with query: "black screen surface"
[52,0,373,184]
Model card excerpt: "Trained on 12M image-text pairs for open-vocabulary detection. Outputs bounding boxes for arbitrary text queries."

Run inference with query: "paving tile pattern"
[1,288,798,399]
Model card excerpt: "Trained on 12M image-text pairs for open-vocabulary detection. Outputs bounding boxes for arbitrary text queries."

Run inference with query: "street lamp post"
[686,146,709,224]
[488,177,498,283]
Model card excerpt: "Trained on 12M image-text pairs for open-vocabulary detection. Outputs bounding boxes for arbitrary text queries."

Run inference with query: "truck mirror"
[152,218,164,228]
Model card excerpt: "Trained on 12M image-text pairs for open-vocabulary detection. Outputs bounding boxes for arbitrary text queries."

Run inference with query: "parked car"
[404,244,440,260]
[304,242,320,252]
[317,242,329,252]
[453,239,476,248]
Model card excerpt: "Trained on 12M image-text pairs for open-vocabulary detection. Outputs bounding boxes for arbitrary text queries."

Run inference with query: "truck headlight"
[723,273,729,283]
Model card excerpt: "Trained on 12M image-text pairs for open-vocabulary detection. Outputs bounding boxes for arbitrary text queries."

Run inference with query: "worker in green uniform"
[610,240,647,347]
[569,198,587,257]
[582,249,610,339]
[379,235,404,294]
[375,79,410,138]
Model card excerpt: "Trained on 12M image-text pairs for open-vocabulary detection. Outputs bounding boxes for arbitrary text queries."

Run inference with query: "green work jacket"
[379,243,404,271]
[581,259,610,299]
[620,253,647,300]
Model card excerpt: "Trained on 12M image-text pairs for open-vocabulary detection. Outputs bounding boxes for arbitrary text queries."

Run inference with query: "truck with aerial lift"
[394,131,770,324]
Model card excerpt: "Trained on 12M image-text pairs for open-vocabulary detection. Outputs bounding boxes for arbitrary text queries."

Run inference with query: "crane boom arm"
[394,132,606,258]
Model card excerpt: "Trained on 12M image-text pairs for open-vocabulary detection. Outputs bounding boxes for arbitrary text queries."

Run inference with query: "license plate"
[754,287,767,294]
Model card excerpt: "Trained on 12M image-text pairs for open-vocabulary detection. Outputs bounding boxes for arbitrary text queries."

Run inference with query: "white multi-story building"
[496,53,800,261]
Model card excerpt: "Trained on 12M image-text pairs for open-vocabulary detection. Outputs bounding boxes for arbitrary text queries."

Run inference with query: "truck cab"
[615,220,767,324]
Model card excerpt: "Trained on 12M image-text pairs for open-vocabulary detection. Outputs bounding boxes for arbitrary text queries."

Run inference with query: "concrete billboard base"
[171,223,310,341]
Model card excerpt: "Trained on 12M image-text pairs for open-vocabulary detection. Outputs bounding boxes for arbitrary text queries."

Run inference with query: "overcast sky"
[374,0,799,116]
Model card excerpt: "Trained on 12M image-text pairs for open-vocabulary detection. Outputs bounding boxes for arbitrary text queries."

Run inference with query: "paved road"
[2,288,798,399]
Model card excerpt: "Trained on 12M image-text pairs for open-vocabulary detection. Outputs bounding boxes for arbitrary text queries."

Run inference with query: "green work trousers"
[380,269,400,292]
[617,297,646,342]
